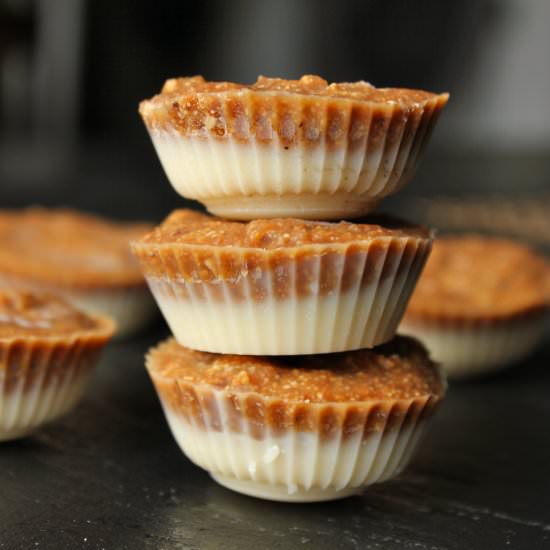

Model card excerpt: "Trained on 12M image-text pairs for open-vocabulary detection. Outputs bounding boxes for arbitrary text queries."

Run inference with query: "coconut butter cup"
[0,207,157,338]
[139,75,448,220]
[400,236,550,378]
[0,290,115,442]
[0,274,155,339]
[146,336,445,502]
[131,210,433,355]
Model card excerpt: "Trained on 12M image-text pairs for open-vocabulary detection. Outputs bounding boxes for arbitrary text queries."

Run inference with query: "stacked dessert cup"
[132,75,449,502]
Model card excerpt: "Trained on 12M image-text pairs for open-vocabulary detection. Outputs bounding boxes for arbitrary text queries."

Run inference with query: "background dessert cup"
[0,208,157,337]
[132,210,433,355]
[400,235,550,378]
[140,75,449,220]
[146,336,445,502]
[0,290,115,441]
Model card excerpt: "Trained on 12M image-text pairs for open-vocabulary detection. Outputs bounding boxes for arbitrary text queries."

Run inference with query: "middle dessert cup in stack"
[131,210,433,355]
[133,74,449,501]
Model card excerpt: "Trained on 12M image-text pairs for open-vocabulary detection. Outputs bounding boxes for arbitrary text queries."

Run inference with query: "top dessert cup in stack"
[139,75,448,220]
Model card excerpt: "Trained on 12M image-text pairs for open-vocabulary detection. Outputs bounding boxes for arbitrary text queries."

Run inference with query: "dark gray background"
[1,1,549,548]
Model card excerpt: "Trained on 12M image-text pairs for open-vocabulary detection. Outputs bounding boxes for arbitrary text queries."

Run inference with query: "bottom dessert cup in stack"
[131,209,433,355]
[400,235,550,378]
[0,289,115,441]
[146,336,445,502]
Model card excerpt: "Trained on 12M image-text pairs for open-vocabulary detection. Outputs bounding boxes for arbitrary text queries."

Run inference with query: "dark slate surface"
[1,320,549,550]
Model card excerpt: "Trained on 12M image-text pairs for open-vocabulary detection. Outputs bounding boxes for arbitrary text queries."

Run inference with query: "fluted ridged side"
[140,237,431,354]
[150,385,440,502]
[0,329,112,441]
[147,94,447,220]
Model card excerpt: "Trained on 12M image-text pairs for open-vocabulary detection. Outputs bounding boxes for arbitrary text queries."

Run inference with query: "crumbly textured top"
[139,75,449,149]
[0,208,153,288]
[405,235,550,322]
[147,75,443,107]
[148,336,444,403]
[135,209,430,249]
[0,289,112,338]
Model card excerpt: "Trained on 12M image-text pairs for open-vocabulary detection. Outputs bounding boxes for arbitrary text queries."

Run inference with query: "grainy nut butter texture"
[147,337,444,438]
[0,208,152,288]
[0,291,100,337]
[140,75,448,149]
[149,336,443,401]
[405,236,550,323]
[131,209,432,303]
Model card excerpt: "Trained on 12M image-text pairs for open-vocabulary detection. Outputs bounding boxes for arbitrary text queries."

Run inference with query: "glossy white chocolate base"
[205,193,380,220]
[149,131,420,220]
[0,371,92,442]
[161,405,427,502]
[211,475,363,502]
[400,315,547,378]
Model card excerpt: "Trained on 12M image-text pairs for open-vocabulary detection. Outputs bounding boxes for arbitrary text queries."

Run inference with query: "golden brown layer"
[0,332,110,395]
[148,336,443,402]
[0,290,115,394]
[140,75,449,149]
[131,210,432,302]
[137,209,430,247]
[405,235,550,324]
[147,337,444,438]
[0,290,104,337]
[0,208,153,289]
[158,75,442,103]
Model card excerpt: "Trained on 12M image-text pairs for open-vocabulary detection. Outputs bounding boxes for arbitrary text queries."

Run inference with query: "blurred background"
[1,0,549,244]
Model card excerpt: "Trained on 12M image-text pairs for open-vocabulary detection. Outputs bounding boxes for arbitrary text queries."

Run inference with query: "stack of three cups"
[131,75,449,502]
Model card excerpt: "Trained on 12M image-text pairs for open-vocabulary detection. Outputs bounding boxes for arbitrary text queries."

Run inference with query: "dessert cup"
[140,75,448,220]
[0,208,157,337]
[400,235,550,377]
[146,336,445,502]
[131,210,433,355]
[0,290,115,441]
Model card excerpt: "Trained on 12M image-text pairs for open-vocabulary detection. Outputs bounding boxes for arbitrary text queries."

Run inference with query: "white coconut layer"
[148,131,425,220]
[400,314,547,378]
[0,370,92,442]
[159,402,428,503]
